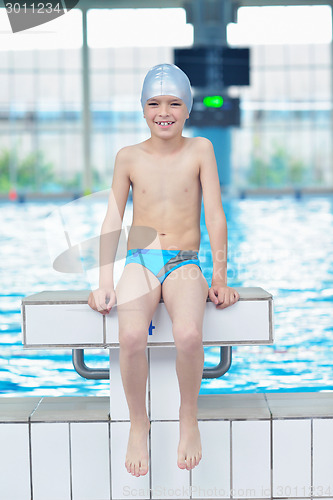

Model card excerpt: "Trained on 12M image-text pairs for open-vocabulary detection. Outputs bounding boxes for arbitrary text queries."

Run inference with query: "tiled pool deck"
[1,392,333,500]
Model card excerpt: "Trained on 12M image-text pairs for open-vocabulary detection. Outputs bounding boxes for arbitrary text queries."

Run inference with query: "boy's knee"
[119,327,148,354]
[173,321,202,354]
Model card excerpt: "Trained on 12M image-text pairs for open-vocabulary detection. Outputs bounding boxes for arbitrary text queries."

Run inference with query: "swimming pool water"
[1,195,333,396]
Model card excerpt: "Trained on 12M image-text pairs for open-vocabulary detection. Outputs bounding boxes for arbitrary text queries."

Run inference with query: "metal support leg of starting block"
[72,346,232,380]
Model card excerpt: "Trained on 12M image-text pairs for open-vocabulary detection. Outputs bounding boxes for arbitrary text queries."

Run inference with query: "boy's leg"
[161,264,208,471]
[116,263,161,477]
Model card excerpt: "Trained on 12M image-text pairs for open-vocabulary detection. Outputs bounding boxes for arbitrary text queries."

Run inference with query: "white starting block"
[22,287,273,349]
[22,287,273,420]
[21,287,273,499]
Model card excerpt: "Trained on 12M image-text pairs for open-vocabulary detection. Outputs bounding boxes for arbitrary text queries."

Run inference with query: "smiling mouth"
[155,121,174,127]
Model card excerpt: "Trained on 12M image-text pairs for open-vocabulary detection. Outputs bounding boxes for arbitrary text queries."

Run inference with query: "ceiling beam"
[76,0,183,9]
[235,0,332,6]
[75,0,332,9]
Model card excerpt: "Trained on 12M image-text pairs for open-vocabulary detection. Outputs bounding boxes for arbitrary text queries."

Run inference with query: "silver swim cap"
[141,63,193,114]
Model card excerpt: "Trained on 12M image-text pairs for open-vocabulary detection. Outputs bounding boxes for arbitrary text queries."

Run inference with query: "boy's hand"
[88,288,116,315]
[209,284,240,309]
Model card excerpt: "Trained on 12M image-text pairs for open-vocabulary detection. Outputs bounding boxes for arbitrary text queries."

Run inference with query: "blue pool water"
[1,195,333,396]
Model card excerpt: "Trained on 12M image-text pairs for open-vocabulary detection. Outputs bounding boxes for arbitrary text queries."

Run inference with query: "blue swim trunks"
[125,249,202,284]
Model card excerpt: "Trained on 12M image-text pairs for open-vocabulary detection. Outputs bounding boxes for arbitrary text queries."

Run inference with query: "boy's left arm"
[198,138,240,309]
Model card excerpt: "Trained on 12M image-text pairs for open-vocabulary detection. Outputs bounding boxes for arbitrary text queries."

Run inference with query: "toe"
[177,452,187,469]
[134,463,141,477]
[186,457,194,470]
[140,461,148,476]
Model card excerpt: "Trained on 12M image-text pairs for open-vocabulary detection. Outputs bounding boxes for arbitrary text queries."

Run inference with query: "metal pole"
[72,349,109,380]
[81,7,92,193]
[331,5,333,185]
[202,346,232,379]
[72,347,232,380]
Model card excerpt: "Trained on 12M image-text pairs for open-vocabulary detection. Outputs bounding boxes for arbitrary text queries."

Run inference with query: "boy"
[88,63,239,477]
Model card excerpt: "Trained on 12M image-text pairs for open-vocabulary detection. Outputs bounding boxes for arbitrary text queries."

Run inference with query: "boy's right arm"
[88,148,131,314]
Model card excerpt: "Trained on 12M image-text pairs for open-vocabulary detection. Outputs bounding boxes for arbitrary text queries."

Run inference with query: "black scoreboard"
[174,46,250,88]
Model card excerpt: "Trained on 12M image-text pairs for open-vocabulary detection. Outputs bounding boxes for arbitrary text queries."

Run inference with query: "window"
[228,6,332,188]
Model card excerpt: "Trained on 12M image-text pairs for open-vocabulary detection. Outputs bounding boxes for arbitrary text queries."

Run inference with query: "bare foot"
[177,415,202,470]
[125,418,150,477]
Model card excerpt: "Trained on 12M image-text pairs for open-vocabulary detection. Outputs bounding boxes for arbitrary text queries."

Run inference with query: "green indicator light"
[203,96,224,108]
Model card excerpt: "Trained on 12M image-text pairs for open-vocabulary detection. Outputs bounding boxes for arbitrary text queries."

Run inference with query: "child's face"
[144,95,189,137]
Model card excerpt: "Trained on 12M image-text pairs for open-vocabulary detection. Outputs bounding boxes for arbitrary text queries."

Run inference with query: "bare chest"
[130,159,200,202]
